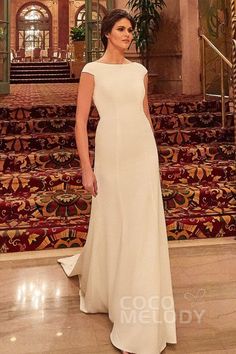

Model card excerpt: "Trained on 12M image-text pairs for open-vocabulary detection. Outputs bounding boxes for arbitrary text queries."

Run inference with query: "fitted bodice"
[81,61,148,120]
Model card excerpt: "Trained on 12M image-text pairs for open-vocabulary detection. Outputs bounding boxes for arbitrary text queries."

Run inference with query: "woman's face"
[106,18,133,50]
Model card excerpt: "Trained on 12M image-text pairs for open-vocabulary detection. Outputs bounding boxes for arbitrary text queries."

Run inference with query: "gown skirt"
[57,61,177,354]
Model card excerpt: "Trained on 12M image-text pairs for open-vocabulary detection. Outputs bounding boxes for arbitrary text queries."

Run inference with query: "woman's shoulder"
[81,60,147,75]
[134,62,148,74]
[81,61,96,75]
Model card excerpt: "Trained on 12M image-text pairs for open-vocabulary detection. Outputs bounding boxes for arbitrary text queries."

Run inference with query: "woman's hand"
[82,167,98,197]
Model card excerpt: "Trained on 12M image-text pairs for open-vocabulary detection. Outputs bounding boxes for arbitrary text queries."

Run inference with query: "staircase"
[0,98,235,252]
[10,62,78,84]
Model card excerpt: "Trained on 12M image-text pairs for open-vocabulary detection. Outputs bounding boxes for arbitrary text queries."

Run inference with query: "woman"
[58,9,177,354]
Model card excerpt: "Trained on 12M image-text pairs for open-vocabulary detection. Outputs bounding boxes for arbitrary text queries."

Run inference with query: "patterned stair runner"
[0,100,235,252]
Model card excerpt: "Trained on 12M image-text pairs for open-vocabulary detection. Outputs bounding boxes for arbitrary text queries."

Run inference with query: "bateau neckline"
[94,61,134,65]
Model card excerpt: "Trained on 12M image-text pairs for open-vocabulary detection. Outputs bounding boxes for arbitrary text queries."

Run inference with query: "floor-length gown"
[57,61,177,354]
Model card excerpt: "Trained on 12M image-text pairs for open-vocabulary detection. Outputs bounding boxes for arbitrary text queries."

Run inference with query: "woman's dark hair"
[101,9,135,50]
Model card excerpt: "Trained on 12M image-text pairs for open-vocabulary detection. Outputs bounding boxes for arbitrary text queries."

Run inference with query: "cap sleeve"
[140,63,148,75]
[81,62,95,75]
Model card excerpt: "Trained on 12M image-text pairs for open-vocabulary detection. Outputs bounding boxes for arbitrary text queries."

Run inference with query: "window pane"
[0,22,7,52]
[0,0,5,21]
[0,54,3,81]
[17,4,50,50]
[0,51,8,82]
[76,4,106,59]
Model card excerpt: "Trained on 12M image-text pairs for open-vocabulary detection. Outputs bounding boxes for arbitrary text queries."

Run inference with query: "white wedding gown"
[58,61,177,354]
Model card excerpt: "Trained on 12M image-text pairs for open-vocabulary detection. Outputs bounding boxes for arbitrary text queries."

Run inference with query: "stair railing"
[199,31,233,128]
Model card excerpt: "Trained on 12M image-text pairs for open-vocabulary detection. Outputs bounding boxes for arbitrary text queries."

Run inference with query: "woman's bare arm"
[75,72,94,171]
[143,73,154,133]
[75,72,98,197]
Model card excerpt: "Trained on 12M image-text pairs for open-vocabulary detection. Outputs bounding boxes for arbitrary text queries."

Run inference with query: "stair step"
[150,99,230,114]
[10,78,78,84]
[162,182,236,211]
[0,133,78,152]
[161,161,236,185]
[11,72,70,78]
[0,215,89,253]
[0,182,235,223]
[11,62,68,66]
[166,212,236,240]
[0,189,91,222]
[11,70,70,75]
[0,112,234,135]
[0,127,234,153]
[11,65,69,70]
[1,99,231,115]
[0,101,228,120]
[0,168,83,194]
[0,208,235,252]
[0,105,77,121]
[0,143,234,173]
[159,143,235,163]
[0,118,75,135]
[155,127,234,145]
[0,149,94,173]
[152,112,234,129]
[10,65,69,72]
[0,159,235,192]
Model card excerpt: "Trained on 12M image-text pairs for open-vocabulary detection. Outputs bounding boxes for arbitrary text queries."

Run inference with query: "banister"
[199,31,233,127]
[199,32,232,68]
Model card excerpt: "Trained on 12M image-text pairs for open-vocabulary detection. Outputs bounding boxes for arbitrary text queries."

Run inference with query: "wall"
[117,0,201,94]
[58,0,69,49]
[180,0,201,94]
[148,0,183,93]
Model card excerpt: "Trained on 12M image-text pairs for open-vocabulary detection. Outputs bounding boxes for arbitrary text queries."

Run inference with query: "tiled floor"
[0,237,236,354]
[0,83,204,107]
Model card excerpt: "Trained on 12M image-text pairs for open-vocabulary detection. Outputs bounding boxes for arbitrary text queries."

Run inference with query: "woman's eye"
[117,28,133,32]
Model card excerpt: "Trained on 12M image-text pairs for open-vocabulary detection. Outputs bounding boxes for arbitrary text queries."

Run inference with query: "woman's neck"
[100,48,126,64]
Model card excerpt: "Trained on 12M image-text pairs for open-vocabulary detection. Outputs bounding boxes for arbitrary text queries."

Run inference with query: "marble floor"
[0,237,236,354]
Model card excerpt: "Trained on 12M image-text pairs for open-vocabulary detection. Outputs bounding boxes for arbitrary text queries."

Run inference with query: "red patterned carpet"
[0,84,235,252]
[0,83,79,106]
[0,83,206,107]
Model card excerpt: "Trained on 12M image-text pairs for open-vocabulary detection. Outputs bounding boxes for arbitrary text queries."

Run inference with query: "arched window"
[75,3,107,60]
[16,2,52,50]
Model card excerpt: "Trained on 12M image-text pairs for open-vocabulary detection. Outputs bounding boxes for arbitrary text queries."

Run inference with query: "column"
[180,0,201,94]
[58,0,69,50]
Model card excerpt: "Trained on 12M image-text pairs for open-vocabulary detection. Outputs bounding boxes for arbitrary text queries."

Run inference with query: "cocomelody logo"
[120,295,176,324]
[119,290,206,325]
